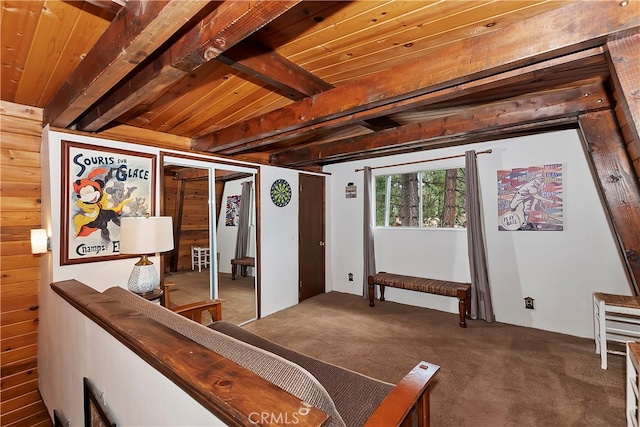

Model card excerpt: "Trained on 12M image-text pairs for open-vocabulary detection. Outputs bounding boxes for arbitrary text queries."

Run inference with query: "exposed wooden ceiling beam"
[173,168,208,181]
[218,42,332,101]
[193,1,639,153]
[80,0,395,131]
[270,82,611,166]
[77,1,300,132]
[84,0,124,17]
[44,0,217,128]
[217,47,608,156]
[217,42,400,131]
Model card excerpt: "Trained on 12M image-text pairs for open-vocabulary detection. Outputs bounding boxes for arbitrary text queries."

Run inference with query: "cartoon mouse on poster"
[72,167,132,241]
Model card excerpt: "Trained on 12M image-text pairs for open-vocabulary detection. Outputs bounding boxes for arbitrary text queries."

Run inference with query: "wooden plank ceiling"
[2,0,638,167]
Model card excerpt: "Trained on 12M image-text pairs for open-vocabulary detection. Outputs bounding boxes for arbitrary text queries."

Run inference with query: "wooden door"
[299,174,325,301]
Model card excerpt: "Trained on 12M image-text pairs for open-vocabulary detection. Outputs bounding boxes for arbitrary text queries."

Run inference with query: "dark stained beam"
[84,0,123,17]
[217,42,332,101]
[607,33,640,153]
[174,167,209,181]
[44,0,216,128]
[218,42,400,131]
[77,1,300,132]
[579,110,640,295]
[219,47,608,156]
[193,1,639,153]
[271,82,611,166]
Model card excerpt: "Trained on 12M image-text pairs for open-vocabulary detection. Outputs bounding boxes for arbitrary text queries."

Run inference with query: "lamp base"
[127,261,160,294]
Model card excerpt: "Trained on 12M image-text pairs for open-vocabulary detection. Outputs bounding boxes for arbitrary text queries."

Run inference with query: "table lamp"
[119,216,174,294]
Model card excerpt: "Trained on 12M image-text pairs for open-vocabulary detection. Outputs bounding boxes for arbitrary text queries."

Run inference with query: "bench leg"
[368,276,375,307]
[231,263,236,280]
[380,285,386,302]
[457,289,469,328]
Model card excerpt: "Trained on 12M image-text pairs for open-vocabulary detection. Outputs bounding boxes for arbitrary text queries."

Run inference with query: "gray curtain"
[465,151,494,321]
[234,181,252,260]
[363,166,376,298]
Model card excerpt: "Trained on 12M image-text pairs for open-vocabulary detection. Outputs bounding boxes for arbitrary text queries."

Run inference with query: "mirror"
[161,155,257,325]
[214,171,256,325]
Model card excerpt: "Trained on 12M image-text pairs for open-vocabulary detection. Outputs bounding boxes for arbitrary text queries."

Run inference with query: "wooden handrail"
[51,280,440,427]
[51,280,329,426]
[364,362,440,427]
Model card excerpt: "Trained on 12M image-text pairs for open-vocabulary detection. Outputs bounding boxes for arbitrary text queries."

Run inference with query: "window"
[375,168,466,228]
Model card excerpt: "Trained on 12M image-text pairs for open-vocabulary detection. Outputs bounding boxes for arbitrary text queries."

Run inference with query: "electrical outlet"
[348,273,353,281]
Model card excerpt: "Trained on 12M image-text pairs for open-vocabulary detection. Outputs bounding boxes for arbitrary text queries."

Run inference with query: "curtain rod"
[354,149,492,172]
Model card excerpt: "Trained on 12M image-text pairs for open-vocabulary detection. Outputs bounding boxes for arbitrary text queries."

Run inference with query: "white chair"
[593,292,640,369]
[191,245,210,272]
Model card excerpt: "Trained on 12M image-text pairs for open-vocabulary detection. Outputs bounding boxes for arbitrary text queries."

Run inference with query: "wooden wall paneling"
[2,333,38,356]
[0,101,48,426]
[51,124,193,151]
[1,306,39,326]
[165,174,210,272]
[2,384,40,413]
[1,400,50,427]
[0,318,39,340]
[1,371,38,397]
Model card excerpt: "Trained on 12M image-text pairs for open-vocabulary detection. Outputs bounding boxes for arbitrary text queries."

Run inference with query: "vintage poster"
[497,164,563,231]
[61,141,156,264]
[226,195,241,226]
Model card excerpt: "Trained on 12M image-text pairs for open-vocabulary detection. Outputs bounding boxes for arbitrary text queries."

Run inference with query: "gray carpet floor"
[242,291,626,427]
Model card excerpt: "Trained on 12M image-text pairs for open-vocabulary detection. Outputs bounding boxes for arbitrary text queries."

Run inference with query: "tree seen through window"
[375,168,466,228]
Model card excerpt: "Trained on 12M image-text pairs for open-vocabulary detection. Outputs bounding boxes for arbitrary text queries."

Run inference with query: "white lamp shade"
[30,229,49,254]
[119,216,174,255]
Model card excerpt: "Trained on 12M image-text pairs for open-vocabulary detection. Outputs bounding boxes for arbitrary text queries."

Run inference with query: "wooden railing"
[51,280,328,426]
[51,280,439,426]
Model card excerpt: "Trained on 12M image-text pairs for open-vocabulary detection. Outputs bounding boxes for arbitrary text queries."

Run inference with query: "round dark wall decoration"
[270,179,292,207]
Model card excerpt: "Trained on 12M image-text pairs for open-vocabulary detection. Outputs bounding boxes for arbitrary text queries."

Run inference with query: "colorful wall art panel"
[497,164,563,231]
[226,195,241,226]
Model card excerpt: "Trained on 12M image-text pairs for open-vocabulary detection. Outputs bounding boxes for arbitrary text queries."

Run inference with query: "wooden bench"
[368,272,471,328]
[230,256,254,280]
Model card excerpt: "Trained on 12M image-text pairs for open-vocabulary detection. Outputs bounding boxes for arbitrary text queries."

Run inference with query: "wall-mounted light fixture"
[30,229,51,254]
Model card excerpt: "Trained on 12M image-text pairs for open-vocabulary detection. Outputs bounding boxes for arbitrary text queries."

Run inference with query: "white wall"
[38,127,299,423]
[259,167,300,317]
[40,287,224,426]
[324,130,631,338]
